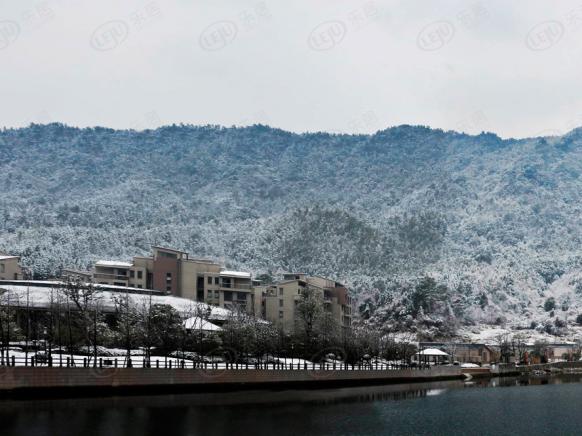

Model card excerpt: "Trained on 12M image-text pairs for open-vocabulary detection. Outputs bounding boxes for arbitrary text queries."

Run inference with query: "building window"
[137,285,142,289]
[130,270,135,278]
[159,251,177,259]
[279,299,284,307]
[224,291,233,301]
[166,286,172,291]
[208,276,212,285]
[0,264,4,273]
[137,271,143,279]
[279,287,284,296]
[279,310,284,319]
[214,277,219,285]
[166,272,172,281]
[214,290,220,298]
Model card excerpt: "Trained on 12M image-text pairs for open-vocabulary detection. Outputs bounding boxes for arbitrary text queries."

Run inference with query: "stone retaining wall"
[0,366,463,397]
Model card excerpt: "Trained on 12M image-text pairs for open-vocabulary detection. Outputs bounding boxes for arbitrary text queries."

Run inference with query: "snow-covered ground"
[457,325,582,345]
[1,350,411,371]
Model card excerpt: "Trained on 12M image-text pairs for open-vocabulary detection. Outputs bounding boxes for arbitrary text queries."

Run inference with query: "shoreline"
[0,366,463,399]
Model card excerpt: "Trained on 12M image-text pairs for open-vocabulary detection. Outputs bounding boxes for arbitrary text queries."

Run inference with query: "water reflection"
[3,375,582,436]
[3,374,582,413]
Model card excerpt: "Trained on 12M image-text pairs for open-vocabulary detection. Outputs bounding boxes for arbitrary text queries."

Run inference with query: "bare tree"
[60,277,102,365]
[495,333,512,364]
[112,290,141,367]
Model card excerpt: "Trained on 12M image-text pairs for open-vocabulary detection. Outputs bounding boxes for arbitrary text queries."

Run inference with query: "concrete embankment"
[0,366,463,398]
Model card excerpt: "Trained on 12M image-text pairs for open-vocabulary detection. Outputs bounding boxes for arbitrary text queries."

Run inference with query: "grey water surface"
[1,375,581,436]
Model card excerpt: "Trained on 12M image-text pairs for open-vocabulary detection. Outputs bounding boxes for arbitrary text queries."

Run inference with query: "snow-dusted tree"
[60,277,103,365]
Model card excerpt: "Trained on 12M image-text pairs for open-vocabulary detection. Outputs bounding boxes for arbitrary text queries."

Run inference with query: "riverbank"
[0,366,463,399]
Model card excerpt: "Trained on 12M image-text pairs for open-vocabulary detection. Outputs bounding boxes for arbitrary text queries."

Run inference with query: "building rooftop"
[95,260,133,268]
[0,280,231,321]
[0,255,19,260]
[152,246,189,254]
[220,270,251,279]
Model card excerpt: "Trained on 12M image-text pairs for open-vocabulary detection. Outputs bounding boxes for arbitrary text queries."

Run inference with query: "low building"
[61,268,93,282]
[513,342,579,364]
[0,280,230,324]
[547,343,577,362]
[419,342,497,364]
[0,254,23,281]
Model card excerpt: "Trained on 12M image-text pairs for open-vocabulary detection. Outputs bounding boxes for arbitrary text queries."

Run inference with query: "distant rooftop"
[95,260,133,268]
[0,255,19,260]
[152,246,189,254]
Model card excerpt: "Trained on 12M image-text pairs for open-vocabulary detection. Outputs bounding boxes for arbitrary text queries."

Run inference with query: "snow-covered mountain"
[2,123,582,338]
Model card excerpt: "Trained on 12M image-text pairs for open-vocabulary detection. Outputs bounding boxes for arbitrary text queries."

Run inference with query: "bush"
[576,314,582,325]
[544,297,556,312]
[554,318,566,328]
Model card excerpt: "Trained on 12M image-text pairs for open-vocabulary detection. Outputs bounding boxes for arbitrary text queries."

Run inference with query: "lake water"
[2,375,582,435]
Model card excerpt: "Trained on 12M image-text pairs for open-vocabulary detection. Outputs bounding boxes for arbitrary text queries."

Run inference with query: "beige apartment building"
[89,247,353,332]
[91,246,256,314]
[0,254,23,281]
[255,273,353,335]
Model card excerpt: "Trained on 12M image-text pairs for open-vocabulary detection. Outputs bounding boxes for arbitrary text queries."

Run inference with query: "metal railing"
[0,355,431,371]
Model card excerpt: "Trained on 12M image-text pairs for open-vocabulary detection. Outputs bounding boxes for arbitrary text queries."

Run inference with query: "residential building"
[89,246,255,314]
[419,342,498,364]
[523,342,579,364]
[256,273,353,335]
[0,254,23,281]
[547,343,578,362]
[85,249,353,330]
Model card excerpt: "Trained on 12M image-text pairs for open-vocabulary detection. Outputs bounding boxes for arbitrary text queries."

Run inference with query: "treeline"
[0,280,417,366]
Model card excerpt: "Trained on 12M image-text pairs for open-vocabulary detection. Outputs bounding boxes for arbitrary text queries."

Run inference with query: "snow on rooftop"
[0,283,231,321]
[418,348,449,356]
[183,316,222,332]
[220,270,251,278]
[0,255,18,260]
[95,260,133,268]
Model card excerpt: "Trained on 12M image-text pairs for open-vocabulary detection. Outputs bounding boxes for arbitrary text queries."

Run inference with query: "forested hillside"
[2,123,582,337]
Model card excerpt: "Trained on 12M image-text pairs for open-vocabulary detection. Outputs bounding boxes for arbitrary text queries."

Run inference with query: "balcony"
[93,273,129,281]
[219,283,252,291]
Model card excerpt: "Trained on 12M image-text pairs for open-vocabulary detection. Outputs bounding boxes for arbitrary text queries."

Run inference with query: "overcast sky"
[2,0,582,138]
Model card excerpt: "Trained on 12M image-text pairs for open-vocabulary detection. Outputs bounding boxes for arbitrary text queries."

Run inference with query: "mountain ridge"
[2,122,582,339]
